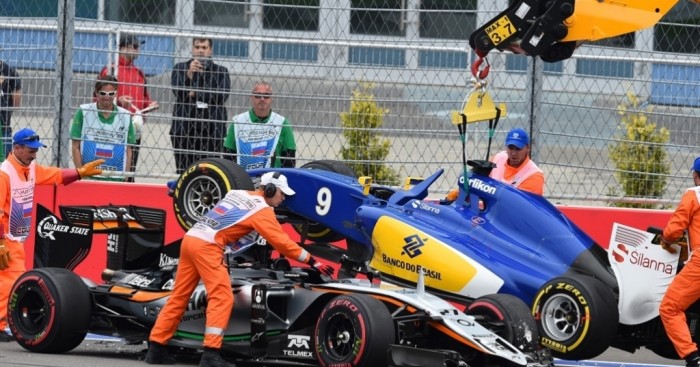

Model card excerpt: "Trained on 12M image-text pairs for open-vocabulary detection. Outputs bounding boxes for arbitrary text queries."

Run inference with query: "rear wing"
[34,204,178,272]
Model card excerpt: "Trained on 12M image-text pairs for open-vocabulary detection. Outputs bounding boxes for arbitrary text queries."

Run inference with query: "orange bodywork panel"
[562,0,679,42]
[108,285,171,302]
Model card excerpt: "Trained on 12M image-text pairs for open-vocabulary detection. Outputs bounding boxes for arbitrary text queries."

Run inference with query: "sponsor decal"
[371,216,504,294]
[547,282,587,306]
[329,298,358,312]
[162,279,175,291]
[91,207,136,221]
[283,335,313,358]
[411,200,440,214]
[471,216,485,225]
[181,312,205,322]
[456,318,476,327]
[213,206,227,215]
[541,337,568,353]
[251,332,264,343]
[252,288,266,310]
[37,215,63,240]
[37,216,91,240]
[469,178,497,195]
[107,233,119,253]
[287,335,310,349]
[381,254,442,280]
[401,234,426,258]
[459,176,497,195]
[611,243,674,274]
[250,284,268,348]
[159,253,179,268]
[123,274,155,288]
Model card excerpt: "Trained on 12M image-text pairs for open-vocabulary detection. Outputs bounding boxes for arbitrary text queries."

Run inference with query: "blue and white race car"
[171,158,692,361]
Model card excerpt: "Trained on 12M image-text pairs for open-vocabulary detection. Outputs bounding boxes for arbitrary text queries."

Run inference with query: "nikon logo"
[458,176,497,195]
[469,178,496,194]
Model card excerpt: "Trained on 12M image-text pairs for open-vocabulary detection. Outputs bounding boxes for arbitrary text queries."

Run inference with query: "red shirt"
[99,56,152,112]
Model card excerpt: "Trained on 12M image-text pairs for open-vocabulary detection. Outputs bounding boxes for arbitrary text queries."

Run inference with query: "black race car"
[10,202,553,367]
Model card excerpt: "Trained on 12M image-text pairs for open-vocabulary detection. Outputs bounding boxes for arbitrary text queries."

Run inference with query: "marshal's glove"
[660,237,681,254]
[308,256,334,277]
[0,239,10,271]
[78,159,105,179]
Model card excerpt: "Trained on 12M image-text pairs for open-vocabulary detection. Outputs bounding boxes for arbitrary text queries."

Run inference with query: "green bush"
[608,91,670,208]
[339,84,399,185]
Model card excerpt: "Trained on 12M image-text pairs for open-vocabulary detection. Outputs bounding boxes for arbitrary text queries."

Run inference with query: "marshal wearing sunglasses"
[69,74,137,182]
[224,81,297,170]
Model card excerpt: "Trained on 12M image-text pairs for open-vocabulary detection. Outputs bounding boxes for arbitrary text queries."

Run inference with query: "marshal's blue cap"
[505,128,529,149]
[13,128,47,149]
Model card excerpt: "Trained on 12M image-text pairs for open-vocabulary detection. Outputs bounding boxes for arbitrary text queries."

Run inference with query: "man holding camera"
[170,38,231,174]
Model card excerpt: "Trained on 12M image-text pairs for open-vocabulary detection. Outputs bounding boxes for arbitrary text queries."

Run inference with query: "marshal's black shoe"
[145,342,176,365]
[0,331,14,342]
[199,348,236,367]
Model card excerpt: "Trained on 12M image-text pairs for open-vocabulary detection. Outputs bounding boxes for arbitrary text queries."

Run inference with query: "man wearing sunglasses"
[70,75,137,181]
[224,81,296,169]
[0,128,104,342]
[99,34,159,182]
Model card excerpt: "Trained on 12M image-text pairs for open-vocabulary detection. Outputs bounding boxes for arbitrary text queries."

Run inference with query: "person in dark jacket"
[0,60,21,158]
[170,38,230,174]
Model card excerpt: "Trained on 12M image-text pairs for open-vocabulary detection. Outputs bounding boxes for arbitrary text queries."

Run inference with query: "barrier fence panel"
[0,0,698,206]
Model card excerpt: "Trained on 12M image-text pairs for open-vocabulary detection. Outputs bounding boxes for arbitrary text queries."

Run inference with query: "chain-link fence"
[0,0,698,205]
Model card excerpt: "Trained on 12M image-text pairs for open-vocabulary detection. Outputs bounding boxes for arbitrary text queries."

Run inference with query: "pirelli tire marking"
[9,275,57,345]
[531,276,618,360]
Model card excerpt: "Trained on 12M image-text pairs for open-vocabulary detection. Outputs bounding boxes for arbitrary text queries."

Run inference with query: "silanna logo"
[611,243,674,274]
[401,234,426,258]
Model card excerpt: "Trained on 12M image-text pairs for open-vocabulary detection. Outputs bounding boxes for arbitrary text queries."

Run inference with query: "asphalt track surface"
[0,334,685,367]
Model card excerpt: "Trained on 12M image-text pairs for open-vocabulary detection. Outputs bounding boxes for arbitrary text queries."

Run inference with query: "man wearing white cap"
[489,127,544,195]
[146,171,333,366]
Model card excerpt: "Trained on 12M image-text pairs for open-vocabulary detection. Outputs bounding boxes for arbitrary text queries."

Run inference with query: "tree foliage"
[339,84,398,185]
[608,91,670,208]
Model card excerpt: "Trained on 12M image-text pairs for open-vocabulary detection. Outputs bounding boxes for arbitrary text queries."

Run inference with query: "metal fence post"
[54,0,75,168]
[526,57,544,162]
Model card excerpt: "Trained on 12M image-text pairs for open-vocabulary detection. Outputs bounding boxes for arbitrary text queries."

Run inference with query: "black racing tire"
[315,294,394,366]
[172,158,254,231]
[8,268,92,353]
[532,275,619,360]
[295,160,356,243]
[467,293,542,354]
